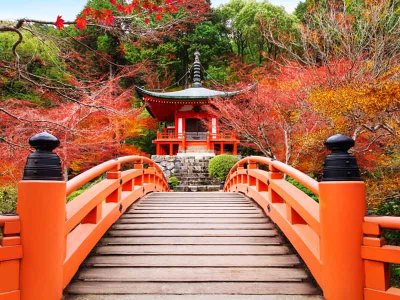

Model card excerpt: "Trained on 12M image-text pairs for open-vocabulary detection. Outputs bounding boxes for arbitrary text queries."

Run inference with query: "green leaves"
[208,154,239,181]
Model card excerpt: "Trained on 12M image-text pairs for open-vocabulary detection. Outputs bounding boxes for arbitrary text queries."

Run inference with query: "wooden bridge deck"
[65,192,322,299]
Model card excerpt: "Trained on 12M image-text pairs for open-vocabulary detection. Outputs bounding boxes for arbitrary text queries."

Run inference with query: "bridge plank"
[111,223,274,229]
[85,254,300,267]
[137,204,254,206]
[67,295,323,300]
[100,236,283,245]
[78,267,308,282]
[106,229,278,237]
[95,245,289,255]
[117,217,268,223]
[120,213,265,218]
[129,205,259,213]
[67,282,321,296]
[125,209,261,213]
[65,192,321,298]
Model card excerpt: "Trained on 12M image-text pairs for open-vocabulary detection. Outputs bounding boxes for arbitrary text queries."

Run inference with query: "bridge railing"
[224,135,400,300]
[0,215,21,300]
[0,132,169,300]
[224,156,323,288]
[362,216,400,299]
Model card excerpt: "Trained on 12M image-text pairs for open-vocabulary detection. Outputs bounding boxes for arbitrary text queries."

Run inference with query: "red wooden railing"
[0,215,21,300]
[1,132,399,300]
[363,216,400,299]
[224,156,400,300]
[0,156,169,300]
[156,131,237,141]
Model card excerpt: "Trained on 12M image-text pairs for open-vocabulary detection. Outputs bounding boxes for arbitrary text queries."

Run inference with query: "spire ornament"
[192,50,202,88]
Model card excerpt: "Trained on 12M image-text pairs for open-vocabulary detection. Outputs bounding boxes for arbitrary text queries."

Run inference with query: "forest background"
[0,0,399,213]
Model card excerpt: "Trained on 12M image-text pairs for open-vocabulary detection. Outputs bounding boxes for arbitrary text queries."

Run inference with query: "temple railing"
[0,132,169,300]
[224,148,400,299]
[155,131,238,141]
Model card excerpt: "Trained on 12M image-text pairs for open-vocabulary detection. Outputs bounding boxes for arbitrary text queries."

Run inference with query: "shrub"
[374,198,400,216]
[0,186,17,214]
[168,176,180,190]
[372,197,400,287]
[208,154,238,181]
[286,177,319,202]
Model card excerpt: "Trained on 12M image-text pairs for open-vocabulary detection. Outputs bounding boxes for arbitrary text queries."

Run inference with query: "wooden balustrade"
[11,155,169,300]
[0,215,21,300]
[363,216,400,299]
[155,131,237,141]
[224,156,323,288]
[2,131,399,300]
[224,155,386,300]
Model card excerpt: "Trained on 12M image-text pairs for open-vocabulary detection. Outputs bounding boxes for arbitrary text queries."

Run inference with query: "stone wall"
[151,155,182,177]
[151,155,221,191]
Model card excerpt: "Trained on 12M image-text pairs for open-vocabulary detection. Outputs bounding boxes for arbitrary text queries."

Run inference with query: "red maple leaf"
[169,4,178,13]
[110,0,116,5]
[82,8,92,17]
[144,17,150,24]
[123,5,133,15]
[75,16,87,31]
[103,14,115,26]
[116,4,124,12]
[155,13,162,21]
[55,15,64,30]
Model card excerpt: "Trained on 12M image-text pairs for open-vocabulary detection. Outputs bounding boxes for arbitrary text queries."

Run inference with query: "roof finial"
[193,50,202,88]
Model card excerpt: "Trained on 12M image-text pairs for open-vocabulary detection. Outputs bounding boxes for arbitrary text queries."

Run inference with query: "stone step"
[175,185,222,192]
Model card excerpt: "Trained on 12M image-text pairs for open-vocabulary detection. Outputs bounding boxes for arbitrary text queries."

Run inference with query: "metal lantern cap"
[322,134,361,182]
[23,132,63,181]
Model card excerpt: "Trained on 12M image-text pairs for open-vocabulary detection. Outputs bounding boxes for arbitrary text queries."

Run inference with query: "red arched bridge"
[0,132,399,300]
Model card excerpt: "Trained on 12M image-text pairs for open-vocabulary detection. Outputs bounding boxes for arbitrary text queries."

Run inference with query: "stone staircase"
[152,155,221,192]
[174,156,221,192]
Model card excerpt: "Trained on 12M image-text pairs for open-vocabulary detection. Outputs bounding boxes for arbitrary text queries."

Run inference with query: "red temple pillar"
[233,143,238,155]
[220,143,224,154]
[169,143,173,156]
[156,143,161,155]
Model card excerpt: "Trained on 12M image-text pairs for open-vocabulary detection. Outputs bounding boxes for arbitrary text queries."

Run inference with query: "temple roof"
[136,50,254,101]
[136,86,245,100]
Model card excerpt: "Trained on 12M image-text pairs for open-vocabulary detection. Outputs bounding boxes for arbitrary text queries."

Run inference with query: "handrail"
[0,215,21,299]
[66,156,166,196]
[227,156,319,195]
[364,216,400,230]
[0,214,19,227]
[362,216,400,299]
[224,156,322,287]
[15,154,169,299]
[224,155,373,300]
[62,156,169,287]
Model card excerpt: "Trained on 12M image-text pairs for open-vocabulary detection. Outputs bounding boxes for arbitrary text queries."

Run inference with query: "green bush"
[168,176,180,189]
[374,199,400,216]
[0,186,17,214]
[208,154,238,181]
[67,175,104,202]
[286,177,319,202]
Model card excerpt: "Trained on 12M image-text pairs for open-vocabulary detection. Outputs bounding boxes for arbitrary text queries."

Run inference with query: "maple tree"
[0,0,211,183]
[208,63,339,170]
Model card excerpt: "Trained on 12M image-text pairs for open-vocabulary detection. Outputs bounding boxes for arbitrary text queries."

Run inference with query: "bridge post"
[319,134,365,300]
[17,132,66,300]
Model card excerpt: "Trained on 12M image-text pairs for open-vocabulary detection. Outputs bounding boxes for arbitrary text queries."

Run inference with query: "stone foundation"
[151,155,221,192]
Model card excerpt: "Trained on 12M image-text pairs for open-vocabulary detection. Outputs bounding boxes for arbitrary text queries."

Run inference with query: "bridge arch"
[0,132,399,300]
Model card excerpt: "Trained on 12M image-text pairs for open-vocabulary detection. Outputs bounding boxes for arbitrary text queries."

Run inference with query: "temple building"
[136,51,246,156]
